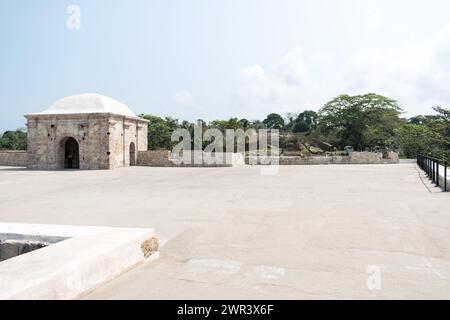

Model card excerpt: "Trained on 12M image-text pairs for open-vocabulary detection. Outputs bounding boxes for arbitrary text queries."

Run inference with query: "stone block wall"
[26,114,110,170]
[137,150,174,167]
[138,151,398,167]
[137,150,245,167]
[0,151,28,167]
[247,152,400,166]
[137,123,148,153]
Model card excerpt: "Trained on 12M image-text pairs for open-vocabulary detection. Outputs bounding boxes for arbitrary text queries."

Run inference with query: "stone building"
[25,93,149,170]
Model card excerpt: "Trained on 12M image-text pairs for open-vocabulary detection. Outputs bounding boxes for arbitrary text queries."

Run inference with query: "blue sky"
[1,0,450,131]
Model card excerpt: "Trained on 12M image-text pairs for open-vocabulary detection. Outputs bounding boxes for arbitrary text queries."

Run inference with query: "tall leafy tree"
[318,93,402,150]
[0,128,27,150]
[394,124,443,158]
[433,106,450,149]
[284,113,298,131]
[293,111,318,133]
[263,113,285,130]
[140,115,179,150]
[238,118,251,130]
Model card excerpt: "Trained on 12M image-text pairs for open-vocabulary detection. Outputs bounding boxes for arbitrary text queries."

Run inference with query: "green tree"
[434,106,450,121]
[284,113,298,131]
[293,110,318,133]
[140,115,179,150]
[209,118,243,132]
[432,106,450,146]
[238,118,250,130]
[250,120,266,130]
[263,113,285,130]
[392,106,450,160]
[0,128,27,150]
[429,106,450,159]
[395,124,443,158]
[318,93,402,151]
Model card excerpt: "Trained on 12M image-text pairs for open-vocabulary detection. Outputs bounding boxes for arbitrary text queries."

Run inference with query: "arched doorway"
[129,142,136,166]
[64,137,79,169]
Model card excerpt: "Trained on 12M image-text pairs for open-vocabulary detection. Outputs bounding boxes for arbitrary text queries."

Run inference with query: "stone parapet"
[0,151,28,167]
[137,150,245,167]
[247,152,400,165]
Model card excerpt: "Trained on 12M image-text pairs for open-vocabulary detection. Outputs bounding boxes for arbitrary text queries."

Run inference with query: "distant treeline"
[140,93,450,161]
[2,93,449,161]
[0,128,27,151]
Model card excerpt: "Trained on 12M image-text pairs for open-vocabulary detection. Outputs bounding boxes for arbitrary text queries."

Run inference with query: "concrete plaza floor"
[0,164,449,299]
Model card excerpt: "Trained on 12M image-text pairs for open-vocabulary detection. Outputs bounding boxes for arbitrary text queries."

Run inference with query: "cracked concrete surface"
[0,164,449,299]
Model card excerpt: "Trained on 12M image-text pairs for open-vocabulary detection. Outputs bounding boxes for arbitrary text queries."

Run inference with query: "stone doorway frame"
[129,142,136,166]
[59,137,80,169]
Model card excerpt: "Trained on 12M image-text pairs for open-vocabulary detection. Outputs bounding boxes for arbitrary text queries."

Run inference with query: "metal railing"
[417,154,448,192]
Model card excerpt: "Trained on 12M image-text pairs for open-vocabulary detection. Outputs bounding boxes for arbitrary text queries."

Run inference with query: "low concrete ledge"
[400,159,417,163]
[0,223,159,300]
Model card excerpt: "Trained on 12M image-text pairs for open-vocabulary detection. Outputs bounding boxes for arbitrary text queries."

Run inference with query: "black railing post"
[417,154,448,192]
[436,159,440,187]
[424,156,427,174]
[445,161,448,192]
[433,159,436,184]
[431,158,433,179]
[433,159,435,181]
[432,158,434,182]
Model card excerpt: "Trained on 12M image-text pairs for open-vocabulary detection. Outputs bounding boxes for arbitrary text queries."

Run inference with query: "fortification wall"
[247,152,400,165]
[137,150,245,167]
[0,150,400,168]
[0,151,28,167]
[137,150,174,167]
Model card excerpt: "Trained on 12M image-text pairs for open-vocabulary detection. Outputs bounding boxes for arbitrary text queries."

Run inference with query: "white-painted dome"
[36,93,137,118]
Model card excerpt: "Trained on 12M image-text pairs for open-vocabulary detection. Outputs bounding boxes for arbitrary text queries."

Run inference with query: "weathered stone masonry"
[26,114,148,170]
[24,94,149,170]
[0,151,28,167]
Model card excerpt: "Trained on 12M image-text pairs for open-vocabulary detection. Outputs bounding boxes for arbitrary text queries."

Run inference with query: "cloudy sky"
[1,0,450,131]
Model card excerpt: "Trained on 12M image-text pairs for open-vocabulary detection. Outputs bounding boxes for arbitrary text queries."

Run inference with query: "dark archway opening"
[64,138,79,169]
[130,142,136,166]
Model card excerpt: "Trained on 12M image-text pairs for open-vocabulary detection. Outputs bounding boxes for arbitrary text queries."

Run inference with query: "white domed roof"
[36,93,137,118]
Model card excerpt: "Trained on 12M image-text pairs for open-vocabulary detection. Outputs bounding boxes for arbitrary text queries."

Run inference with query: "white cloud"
[234,47,335,117]
[273,46,309,86]
[237,65,278,105]
[366,6,382,30]
[235,22,450,118]
[344,22,450,114]
[174,90,194,106]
